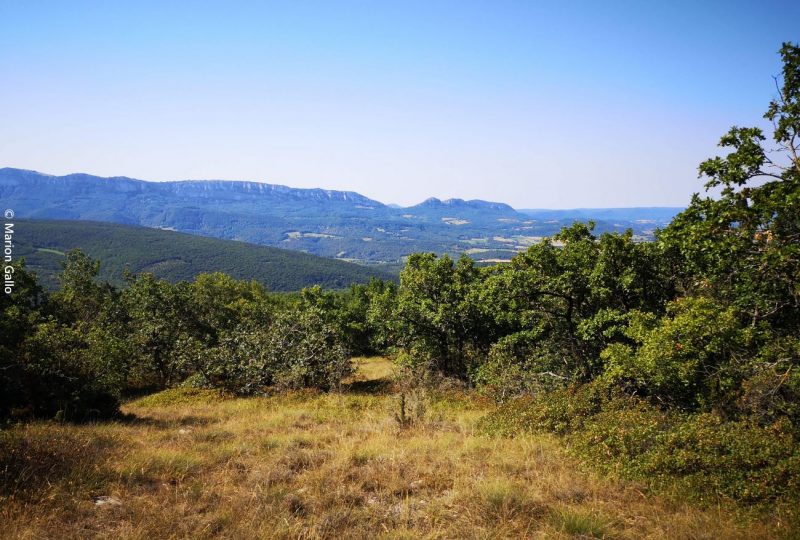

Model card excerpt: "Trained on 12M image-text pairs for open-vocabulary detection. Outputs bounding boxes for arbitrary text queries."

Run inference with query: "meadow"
[0,358,783,539]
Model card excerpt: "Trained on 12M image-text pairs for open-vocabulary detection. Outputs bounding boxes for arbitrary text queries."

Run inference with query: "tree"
[50,249,115,327]
[122,274,192,388]
[601,297,748,409]
[615,42,800,417]
[394,254,490,378]
[476,223,670,393]
[660,43,800,331]
[186,272,270,344]
[0,260,45,418]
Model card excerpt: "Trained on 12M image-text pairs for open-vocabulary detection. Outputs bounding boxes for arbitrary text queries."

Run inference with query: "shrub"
[392,390,427,429]
[195,303,351,394]
[634,415,800,503]
[481,385,800,506]
[473,330,569,402]
[601,297,749,409]
[479,382,608,436]
[16,322,127,420]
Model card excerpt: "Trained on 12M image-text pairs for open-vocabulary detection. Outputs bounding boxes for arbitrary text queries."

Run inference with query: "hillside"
[12,220,395,291]
[0,168,676,263]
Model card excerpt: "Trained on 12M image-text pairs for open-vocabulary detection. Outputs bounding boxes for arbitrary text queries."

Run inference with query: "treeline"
[0,253,398,420]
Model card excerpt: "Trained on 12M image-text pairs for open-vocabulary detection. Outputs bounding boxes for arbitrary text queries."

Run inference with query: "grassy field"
[0,358,785,539]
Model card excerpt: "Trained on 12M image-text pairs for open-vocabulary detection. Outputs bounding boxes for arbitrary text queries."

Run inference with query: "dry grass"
[0,357,790,539]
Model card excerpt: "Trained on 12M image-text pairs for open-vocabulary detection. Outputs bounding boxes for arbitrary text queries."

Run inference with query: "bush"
[479,382,608,436]
[601,297,749,409]
[473,330,569,402]
[571,397,676,476]
[634,415,800,503]
[16,322,127,420]
[739,336,800,425]
[481,385,800,506]
[195,303,351,394]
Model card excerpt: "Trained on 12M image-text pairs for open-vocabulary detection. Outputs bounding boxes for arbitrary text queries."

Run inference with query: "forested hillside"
[12,220,395,291]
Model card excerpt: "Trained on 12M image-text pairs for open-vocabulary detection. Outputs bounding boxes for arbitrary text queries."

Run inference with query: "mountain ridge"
[0,168,521,210]
[1,167,682,263]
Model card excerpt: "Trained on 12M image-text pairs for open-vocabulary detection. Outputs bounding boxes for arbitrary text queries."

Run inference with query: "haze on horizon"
[1,1,798,209]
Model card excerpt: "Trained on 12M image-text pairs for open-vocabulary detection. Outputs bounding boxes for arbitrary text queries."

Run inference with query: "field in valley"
[0,358,786,539]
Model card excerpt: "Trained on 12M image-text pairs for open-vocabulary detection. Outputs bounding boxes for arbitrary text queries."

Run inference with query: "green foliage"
[482,390,800,506]
[13,219,396,291]
[478,382,608,437]
[16,321,126,420]
[601,297,750,409]
[478,224,671,388]
[478,44,800,508]
[50,249,110,324]
[122,273,193,388]
[631,415,799,503]
[660,43,800,336]
[1,255,129,421]
[572,406,800,505]
[185,286,351,395]
[394,253,493,378]
[188,272,269,334]
[266,302,351,391]
[1,249,367,421]
[473,330,566,401]
[0,260,46,418]
[735,334,800,428]
[334,279,397,356]
[391,223,671,391]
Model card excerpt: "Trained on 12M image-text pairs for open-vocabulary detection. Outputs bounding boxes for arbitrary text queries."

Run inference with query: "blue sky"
[1,1,798,208]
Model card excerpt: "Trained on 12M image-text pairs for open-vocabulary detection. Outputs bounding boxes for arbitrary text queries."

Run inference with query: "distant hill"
[517,207,683,225]
[11,220,395,291]
[1,168,680,263]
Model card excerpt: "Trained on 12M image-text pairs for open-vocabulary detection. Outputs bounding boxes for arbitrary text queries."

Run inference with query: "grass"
[0,357,789,539]
[550,508,611,538]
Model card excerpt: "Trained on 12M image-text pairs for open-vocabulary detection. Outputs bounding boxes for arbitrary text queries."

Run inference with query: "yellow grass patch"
[0,357,785,539]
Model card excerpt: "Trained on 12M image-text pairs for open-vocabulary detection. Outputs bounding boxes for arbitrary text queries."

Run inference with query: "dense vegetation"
[12,219,395,291]
[1,43,798,519]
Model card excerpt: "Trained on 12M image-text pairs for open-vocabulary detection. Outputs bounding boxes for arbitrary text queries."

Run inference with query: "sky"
[1,1,798,208]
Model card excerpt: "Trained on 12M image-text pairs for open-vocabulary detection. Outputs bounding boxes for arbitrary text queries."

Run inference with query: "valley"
[0,168,681,265]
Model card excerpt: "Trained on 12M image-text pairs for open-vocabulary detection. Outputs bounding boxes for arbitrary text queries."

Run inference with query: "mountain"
[410,197,516,213]
[1,168,676,263]
[11,220,395,291]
